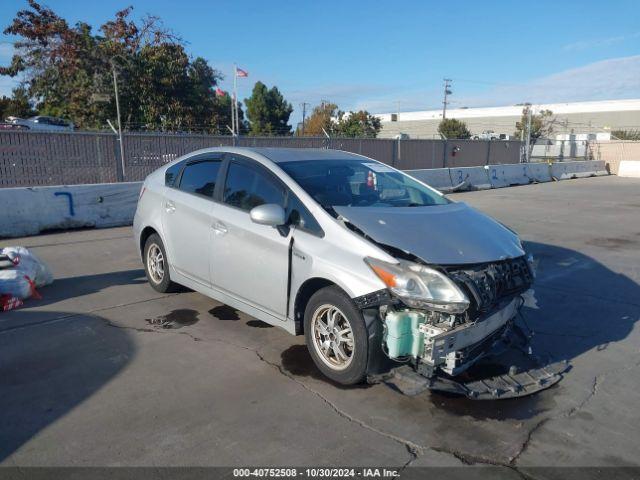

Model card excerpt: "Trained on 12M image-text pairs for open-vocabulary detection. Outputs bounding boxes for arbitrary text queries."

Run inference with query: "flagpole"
[230,92,235,137]
[230,93,235,136]
[231,64,236,136]
[233,63,238,136]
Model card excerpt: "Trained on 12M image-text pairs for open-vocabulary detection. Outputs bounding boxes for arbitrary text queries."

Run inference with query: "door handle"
[164,201,176,213]
[212,221,228,235]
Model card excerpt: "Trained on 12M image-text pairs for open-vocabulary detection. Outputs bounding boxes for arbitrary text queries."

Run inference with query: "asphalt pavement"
[1,175,639,477]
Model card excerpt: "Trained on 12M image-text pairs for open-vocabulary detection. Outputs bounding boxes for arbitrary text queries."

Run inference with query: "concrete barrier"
[526,162,553,183]
[449,166,492,190]
[407,160,607,192]
[0,182,142,238]
[486,165,507,188]
[551,160,606,180]
[617,160,640,178]
[592,160,610,176]
[488,164,532,188]
[406,168,453,191]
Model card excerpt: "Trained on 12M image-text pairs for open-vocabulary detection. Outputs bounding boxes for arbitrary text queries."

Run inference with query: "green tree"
[244,81,293,136]
[514,106,555,142]
[0,97,9,120]
[0,87,36,119]
[1,1,225,132]
[333,110,381,138]
[437,118,471,139]
[135,43,193,131]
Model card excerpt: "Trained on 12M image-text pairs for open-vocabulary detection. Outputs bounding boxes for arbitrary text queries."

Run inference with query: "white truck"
[473,130,511,141]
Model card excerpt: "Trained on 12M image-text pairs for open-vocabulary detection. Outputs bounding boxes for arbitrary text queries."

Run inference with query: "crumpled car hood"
[333,202,525,265]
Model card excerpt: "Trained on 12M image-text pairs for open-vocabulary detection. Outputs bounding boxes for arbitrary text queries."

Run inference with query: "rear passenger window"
[165,162,183,187]
[179,160,222,198]
[223,162,285,211]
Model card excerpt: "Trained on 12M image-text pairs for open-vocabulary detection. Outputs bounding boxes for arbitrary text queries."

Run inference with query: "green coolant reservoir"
[384,310,427,359]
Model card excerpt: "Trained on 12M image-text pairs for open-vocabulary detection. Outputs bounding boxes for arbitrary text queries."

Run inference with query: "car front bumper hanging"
[368,324,570,400]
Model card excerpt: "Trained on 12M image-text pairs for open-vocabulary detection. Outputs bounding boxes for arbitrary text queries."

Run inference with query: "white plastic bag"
[0,247,54,299]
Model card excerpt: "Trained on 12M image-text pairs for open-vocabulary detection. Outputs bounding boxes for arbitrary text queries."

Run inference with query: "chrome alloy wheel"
[310,304,355,371]
[147,243,165,284]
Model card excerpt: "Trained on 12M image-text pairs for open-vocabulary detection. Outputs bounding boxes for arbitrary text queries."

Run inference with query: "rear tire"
[304,286,368,385]
[143,233,178,293]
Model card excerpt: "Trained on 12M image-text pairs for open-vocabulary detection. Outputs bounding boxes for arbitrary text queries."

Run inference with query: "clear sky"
[1,0,639,125]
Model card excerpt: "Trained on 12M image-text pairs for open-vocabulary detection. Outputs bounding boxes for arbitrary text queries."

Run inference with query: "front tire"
[304,286,369,385]
[143,233,178,293]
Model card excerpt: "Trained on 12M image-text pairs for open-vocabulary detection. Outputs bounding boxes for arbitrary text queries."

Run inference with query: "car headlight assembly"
[526,252,536,278]
[365,257,470,314]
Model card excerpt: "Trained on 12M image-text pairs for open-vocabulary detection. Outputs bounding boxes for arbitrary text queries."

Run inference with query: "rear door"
[209,154,291,318]
[162,154,223,287]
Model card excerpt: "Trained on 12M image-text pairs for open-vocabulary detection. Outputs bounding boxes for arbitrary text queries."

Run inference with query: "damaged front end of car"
[334,202,568,399]
[357,254,567,399]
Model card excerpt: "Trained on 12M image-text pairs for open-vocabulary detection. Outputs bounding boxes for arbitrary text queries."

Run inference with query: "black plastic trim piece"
[352,289,392,309]
[285,236,294,318]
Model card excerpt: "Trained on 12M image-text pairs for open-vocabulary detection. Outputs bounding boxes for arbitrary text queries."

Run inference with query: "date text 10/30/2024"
[233,468,400,478]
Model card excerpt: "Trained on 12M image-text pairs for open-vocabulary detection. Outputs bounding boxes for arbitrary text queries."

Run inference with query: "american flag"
[236,67,248,78]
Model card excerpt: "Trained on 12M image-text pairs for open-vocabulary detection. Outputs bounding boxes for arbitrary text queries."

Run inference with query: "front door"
[210,156,291,319]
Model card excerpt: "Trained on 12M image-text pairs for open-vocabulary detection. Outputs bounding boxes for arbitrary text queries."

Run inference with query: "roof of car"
[247,147,366,163]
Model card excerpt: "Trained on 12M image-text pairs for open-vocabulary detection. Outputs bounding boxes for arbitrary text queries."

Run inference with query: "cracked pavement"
[1,176,639,475]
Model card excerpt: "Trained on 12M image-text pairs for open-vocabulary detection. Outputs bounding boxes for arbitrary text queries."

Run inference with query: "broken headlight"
[365,257,470,314]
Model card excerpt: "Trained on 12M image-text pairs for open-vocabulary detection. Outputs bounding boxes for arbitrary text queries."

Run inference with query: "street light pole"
[112,64,126,180]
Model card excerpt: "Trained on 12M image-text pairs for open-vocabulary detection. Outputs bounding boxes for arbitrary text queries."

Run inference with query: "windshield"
[279,159,449,208]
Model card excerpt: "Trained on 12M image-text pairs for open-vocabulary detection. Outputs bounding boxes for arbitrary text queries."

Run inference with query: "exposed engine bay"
[382,256,534,375]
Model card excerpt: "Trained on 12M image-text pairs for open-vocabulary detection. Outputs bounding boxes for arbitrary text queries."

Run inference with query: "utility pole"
[300,102,310,136]
[112,63,126,180]
[524,105,533,163]
[442,78,452,119]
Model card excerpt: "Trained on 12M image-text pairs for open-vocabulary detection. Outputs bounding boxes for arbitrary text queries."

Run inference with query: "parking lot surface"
[2,176,639,475]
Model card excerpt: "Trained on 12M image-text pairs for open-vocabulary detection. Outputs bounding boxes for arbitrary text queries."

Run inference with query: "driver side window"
[223,161,285,212]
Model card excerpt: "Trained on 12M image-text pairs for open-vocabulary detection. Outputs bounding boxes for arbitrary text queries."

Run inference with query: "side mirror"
[249,203,286,227]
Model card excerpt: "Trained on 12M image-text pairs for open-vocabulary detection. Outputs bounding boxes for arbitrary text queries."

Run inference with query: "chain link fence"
[530,139,593,162]
[587,140,640,174]
[2,131,534,188]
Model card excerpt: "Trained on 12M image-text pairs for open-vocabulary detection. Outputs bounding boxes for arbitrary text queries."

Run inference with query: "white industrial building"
[376,99,640,139]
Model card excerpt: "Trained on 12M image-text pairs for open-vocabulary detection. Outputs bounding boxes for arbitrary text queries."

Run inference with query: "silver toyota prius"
[134,147,552,396]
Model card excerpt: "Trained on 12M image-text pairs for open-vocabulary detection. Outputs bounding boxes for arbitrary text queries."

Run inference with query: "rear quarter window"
[165,162,183,187]
[178,160,222,198]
